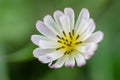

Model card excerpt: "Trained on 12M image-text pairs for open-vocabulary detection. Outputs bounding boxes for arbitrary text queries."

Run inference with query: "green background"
[0,0,120,80]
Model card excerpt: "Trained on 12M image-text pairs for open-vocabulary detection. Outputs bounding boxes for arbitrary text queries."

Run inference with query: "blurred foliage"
[0,0,120,80]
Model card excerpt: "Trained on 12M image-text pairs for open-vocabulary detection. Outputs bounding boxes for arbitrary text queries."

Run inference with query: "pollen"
[56,30,82,54]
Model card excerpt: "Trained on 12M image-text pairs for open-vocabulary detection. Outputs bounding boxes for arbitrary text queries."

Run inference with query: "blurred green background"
[0,0,120,80]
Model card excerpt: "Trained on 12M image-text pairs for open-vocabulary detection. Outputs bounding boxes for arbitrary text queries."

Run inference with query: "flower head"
[31,8,104,68]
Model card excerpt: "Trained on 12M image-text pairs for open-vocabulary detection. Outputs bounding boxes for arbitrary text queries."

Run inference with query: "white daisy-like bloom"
[31,8,104,68]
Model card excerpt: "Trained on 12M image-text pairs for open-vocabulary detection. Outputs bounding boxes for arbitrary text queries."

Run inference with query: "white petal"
[38,50,64,63]
[33,48,55,58]
[85,31,104,43]
[74,53,86,67]
[31,35,47,46]
[84,51,95,60]
[39,39,58,49]
[79,19,96,41]
[87,18,96,33]
[64,8,74,30]
[75,8,90,29]
[44,15,62,35]
[65,54,75,67]
[60,14,70,33]
[76,18,89,34]
[36,21,56,39]
[38,55,51,63]
[53,10,64,25]
[77,43,98,53]
[77,43,98,60]
[49,55,66,68]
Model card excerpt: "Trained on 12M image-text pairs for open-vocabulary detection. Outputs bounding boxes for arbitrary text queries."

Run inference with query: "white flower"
[31,8,104,68]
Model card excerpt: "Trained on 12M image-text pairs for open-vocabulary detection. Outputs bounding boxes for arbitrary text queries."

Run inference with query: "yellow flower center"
[56,30,82,54]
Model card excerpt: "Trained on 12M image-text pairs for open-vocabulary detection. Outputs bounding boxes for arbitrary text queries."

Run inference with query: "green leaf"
[7,44,36,62]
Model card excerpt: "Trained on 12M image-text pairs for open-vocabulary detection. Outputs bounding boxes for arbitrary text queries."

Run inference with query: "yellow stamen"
[56,30,82,54]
